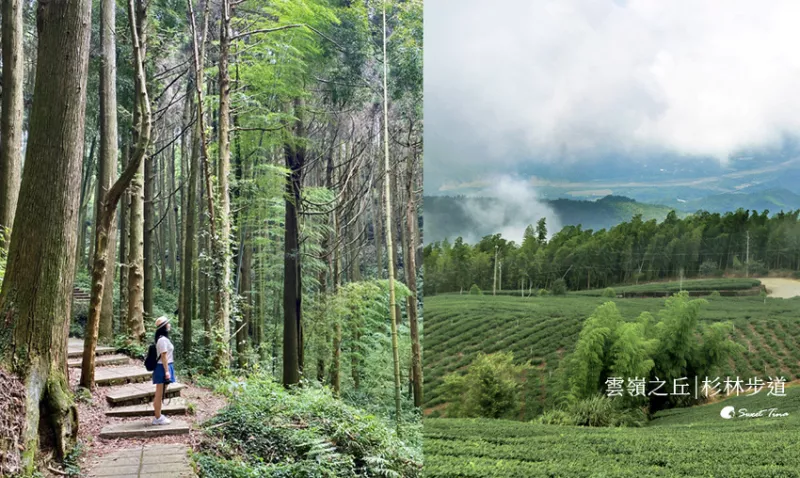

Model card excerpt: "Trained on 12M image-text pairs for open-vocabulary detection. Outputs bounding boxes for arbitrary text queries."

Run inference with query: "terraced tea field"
[491,277,762,297]
[425,386,800,477]
[424,291,800,412]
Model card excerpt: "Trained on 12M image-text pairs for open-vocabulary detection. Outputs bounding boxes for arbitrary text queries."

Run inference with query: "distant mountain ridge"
[670,188,800,214]
[424,194,681,244]
[424,189,800,244]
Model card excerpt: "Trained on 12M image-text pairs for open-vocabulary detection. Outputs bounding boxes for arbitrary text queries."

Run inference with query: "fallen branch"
[47,465,68,476]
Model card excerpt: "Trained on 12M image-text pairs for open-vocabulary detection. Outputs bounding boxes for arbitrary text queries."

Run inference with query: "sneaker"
[152,415,172,425]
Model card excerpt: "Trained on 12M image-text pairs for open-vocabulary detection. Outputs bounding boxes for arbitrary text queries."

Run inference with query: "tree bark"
[143,143,154,318]
[199,178,211,349]
[406,156,422,407]
[381,1,402,427]
[96,0,119,342]
[0,0,92,470]
[0,0,24,243]
[214,0,233,370]
[181,97,197,356]
[187,0,216,354]
[329,154,341,394]
[75,135,97,275]
[82,0,152,387]
[238,230,252,368]
[127,135,145,338]
[168,143,178,288]
[283,97,305,387]
[157,150,168,289]
[119,142,130,329]
[126,0,149,341]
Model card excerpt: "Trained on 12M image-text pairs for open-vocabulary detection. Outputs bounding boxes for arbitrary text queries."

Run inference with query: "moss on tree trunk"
[0,0,92,471]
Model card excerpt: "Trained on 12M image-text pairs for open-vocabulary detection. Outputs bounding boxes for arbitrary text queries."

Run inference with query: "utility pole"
[493,245,498,296]
[499,261,502,291]
[746,230,750,277]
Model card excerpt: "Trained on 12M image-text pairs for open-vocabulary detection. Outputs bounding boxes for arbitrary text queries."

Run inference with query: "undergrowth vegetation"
[195,374,422,477]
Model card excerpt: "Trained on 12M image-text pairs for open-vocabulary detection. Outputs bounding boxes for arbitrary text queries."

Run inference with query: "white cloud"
[425,0,800,186]
[460,176,562,244]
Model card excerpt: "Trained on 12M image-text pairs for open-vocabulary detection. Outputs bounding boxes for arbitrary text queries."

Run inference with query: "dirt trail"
[757,278,800,299]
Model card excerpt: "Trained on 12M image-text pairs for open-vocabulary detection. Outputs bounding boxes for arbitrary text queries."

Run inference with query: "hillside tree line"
[424,209,800,295]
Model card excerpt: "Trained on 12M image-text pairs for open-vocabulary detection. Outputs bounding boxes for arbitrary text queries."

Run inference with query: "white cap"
[154,316,171,329]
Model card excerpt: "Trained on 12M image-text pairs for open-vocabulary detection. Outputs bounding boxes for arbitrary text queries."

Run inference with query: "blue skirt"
[152,363,175,384]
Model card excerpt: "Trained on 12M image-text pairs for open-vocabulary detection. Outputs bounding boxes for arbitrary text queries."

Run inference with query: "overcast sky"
[425,0,800,193]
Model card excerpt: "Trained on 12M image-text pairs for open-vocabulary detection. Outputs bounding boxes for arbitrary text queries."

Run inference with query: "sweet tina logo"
[719,406,788,419]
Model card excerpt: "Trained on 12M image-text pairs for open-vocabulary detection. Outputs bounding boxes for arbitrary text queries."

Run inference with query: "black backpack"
[144,342,158,371]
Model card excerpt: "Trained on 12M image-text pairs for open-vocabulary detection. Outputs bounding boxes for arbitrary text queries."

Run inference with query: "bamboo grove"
[0,0,421,471]
[424,209,800,296]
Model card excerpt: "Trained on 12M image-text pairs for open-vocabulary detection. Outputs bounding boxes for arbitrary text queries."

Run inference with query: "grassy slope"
[424,386,800,477]
[424,284,800,411]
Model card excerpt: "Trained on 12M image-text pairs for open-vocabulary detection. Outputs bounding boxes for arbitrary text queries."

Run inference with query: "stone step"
[106,382,186,406]
[67,346,117,358]
[86,444,194,477]
[80,365,151,386]
[68,354,130,368]
[98,420,190,440]
[67,339,116,358]
[105,398,188,417]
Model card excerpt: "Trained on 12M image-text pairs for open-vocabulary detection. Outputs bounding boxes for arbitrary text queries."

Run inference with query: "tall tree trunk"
[96,0,119,342]
[187,0,217,356]
[406,156,422,407]
[181,100,198,356]
[140,0,153,321]
[75,135,97,275]
[157,151,168,288]
[214,0,233,370]
[0,0,92,469]
[330,207,342,395]
[143,143,154,318]
[200,186,211,349]
[119,142,130,329]
[316,140,334,384]
[283,97,305,387]
[234,100,251,369]
[127,0,149,341]
[254,242,264,358]
[0,0,24,243]
[381,1,402,428]
[168,143,178,288]
[127,135,145,339]
[82,0,152,387]
[238,230,252,368]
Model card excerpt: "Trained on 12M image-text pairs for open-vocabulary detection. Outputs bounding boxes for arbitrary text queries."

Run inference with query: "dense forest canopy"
[424,208,800,296]
[0,0,422,474]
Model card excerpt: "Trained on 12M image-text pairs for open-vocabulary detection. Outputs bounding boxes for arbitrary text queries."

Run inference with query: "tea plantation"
[424,287,800,412]
[424,386,800,477]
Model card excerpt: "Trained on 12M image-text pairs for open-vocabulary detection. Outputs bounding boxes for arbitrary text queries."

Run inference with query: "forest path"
[62,339,225,478]
[757,278,800,298]
[84,444,193,477]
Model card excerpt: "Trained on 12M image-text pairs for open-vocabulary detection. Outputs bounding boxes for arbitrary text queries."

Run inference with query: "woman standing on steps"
[152,316,175,425]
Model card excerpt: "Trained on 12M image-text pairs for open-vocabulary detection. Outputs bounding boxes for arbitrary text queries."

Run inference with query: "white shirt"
[156,336,174,364]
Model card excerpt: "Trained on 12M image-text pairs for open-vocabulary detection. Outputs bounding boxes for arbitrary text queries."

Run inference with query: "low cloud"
[425,0,800,191]
[460,176,562,244]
